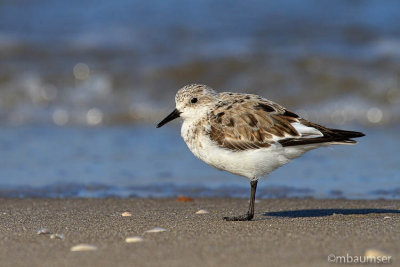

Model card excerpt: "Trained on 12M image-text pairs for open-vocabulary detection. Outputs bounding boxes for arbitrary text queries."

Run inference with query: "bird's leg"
[224,180,258,221]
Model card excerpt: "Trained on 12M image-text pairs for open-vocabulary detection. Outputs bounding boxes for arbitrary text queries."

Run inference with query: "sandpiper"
[157,84,365,221]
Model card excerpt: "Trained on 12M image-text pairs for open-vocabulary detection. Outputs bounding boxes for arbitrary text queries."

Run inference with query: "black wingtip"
[330,129,365,139]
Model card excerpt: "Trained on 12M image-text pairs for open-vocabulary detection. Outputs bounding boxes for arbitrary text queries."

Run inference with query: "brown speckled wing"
[207,94,300,151]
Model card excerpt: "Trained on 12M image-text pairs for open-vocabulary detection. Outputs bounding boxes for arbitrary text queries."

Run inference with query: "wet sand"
[0,198,398,267]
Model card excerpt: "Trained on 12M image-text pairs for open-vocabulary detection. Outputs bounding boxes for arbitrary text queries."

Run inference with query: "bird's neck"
[181,118,204,145]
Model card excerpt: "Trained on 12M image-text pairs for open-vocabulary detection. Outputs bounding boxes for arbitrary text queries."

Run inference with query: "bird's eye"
[190,98,198,104]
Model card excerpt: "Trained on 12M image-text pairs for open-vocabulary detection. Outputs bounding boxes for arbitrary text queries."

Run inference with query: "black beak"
[156,108,181,128]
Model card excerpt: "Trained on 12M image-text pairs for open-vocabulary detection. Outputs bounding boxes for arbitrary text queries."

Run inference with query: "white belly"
[181,121,316,180]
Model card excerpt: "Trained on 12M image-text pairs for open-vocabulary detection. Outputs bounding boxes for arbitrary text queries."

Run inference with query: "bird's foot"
[223,213,254,221]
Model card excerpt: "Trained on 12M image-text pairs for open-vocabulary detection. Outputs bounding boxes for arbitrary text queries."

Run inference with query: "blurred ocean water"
[0,0,399,198]
[0,125,398,199]
[1,0,400,126]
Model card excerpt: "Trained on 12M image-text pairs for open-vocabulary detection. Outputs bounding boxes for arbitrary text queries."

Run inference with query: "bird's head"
[157,84,218,128]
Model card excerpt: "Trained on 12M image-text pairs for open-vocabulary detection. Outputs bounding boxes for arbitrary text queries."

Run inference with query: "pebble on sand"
[195,209,209,214]
[177,196,194,202]
[37,227,51,235]
[144,227,167,233]
[50,234,65,240]
[121,212,132,217]
[364,249,387,257]
[70,244,98,252]
[125,236,144,243]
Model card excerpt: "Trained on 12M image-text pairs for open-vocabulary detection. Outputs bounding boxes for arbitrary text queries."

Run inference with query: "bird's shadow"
[263,208,400,218]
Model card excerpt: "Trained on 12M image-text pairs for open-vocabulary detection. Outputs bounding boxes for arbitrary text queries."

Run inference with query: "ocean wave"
[0,54,399,127]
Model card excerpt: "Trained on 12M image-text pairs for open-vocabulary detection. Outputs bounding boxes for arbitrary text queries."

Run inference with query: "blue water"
[1,0,399,198]
[0,124,398,199]
[1,0,400,126]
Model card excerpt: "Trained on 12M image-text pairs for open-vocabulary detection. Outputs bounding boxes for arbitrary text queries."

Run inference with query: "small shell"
[125,236,144,243]
[70,244,98,252]
[121,212,132,217]
[195,209,209,214]
[37,227,51,235]
[144,227,167,233]
[50,234,65,240]
[383,216,391,219]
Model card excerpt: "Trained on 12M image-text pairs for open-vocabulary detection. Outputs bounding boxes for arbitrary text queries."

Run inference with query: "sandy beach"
[0,198,398,267]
